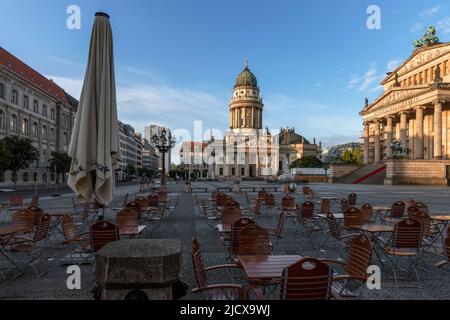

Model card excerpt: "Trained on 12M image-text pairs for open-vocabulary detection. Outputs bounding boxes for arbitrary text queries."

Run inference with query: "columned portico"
[433,100,443,159]
[363,123,370,164]
[414,106,425,159]
[374,120,381,163]
[386,116,393,158]
[400,112,408,149]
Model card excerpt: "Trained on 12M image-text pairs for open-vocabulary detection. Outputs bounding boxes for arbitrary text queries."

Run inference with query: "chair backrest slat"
[297,201,315,222]
[90,220,119,252]
[282,196,295,210]
[265,193,275,206]
[191,239,208,288]
[347,193,357,206]
[407,209,430,237]
[33,214,51,242]
[326,213,342,240]
[345,234,373,279]
[280,258,332,300]
[393,219,423,250]
[344,207,364,229]
[30,195,39,207]
[320,198,330,214]
[62,214,79,242]
[360,204,372,224]
[11,209,34,232]
[237,225,271,256]
[116,208,139,229]
[230,218,256,254]
[390,201,406,218]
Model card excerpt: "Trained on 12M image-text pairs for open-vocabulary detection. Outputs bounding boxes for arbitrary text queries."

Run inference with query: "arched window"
[22,118,29,135]
[50,128,55,141]
[0,110,4,129]
[32,122,38,137]
[10,114,18,131]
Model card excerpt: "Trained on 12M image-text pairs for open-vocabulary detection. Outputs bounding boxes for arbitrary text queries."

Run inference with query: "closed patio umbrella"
[68,12,120,207]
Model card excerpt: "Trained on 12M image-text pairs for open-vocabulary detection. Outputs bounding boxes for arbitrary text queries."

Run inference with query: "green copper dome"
[234,66,258,88]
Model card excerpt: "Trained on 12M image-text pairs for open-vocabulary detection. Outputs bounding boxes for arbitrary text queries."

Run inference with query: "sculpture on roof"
[413,26,440,48]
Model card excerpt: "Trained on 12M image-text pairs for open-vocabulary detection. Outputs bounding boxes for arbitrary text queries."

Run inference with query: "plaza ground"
[0,181,449,300]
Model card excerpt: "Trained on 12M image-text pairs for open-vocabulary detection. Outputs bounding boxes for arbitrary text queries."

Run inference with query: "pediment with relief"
[363,87,427,113]
[383,43,450,83]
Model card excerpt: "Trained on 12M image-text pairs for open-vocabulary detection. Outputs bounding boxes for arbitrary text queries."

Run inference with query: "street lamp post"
[151,127,176,187]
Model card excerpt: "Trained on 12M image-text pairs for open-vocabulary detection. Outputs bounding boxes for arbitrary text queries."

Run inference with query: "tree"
[137,168,154,178]
[126,164,136,180]
[48,152,71,183]
[290,156,323,169]
[0,136,38,190]
[341,148,362,165]
[169,165,182,179]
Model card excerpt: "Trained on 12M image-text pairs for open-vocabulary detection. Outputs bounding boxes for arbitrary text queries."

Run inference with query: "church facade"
[208,62,279,178]
[180,62,320,179]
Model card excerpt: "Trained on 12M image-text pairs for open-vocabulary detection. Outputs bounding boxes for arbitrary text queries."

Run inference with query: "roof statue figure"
[413,26,440,48]
[394,73,400,87]
[435,64,443,83]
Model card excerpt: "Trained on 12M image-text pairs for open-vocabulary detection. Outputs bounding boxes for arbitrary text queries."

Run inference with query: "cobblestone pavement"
[0,181,449,300]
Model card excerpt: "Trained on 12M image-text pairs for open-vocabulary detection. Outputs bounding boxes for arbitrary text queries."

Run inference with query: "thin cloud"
[419,5,443,18]
[386,59,401,71]
[437,17,450,34]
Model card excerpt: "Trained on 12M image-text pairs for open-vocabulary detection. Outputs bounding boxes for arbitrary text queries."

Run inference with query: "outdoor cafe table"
[119,226,146,238]
[239,255,303,285]
[354,224,395,266]
[217,224,230,233]
[431,215,450,243]
[0,226,29,267]
[315,213,344,220]
[372,206,391,221]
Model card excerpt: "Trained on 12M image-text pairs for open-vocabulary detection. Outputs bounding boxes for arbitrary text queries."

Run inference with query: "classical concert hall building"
[360,41,450,185]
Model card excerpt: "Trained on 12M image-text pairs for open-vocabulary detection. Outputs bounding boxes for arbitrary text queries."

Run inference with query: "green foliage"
[137,168,154,178]
[169,165,182,178]
[290,156,323,169]
[0,136,38,188]
[126,164,136,178]
[48,152,71,183]
[341,148,362,165]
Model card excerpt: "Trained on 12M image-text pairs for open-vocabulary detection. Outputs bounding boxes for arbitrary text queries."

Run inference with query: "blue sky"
[1,0,450,162]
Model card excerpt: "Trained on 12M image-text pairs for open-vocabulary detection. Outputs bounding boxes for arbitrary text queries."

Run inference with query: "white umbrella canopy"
[68,12,120,206]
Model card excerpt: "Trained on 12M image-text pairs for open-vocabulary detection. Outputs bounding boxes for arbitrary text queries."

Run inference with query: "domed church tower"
[230,60,263,130]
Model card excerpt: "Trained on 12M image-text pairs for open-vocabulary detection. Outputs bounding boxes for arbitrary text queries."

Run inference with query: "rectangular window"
[219,168,223,176]
[23,95,29,109]
[33,100,39,113]
[12,89,18,104]
[51,109,55,121]
[0,83,4,99]
[43,105,48,117]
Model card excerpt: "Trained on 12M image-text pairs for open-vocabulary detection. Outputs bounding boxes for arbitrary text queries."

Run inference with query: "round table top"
[372,206,391,211]
[432,215,450,221]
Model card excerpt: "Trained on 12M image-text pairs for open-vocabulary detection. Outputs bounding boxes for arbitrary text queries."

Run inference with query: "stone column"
[363,122,370,164]
[230,108,233,128]
[400,112,408,148]
[374,120,381,163]
[414,106,425,159]
[386,116,393,158]
[434,100,443,159]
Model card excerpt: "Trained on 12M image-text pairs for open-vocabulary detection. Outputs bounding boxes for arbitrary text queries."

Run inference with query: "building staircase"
[335,163,387,185]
